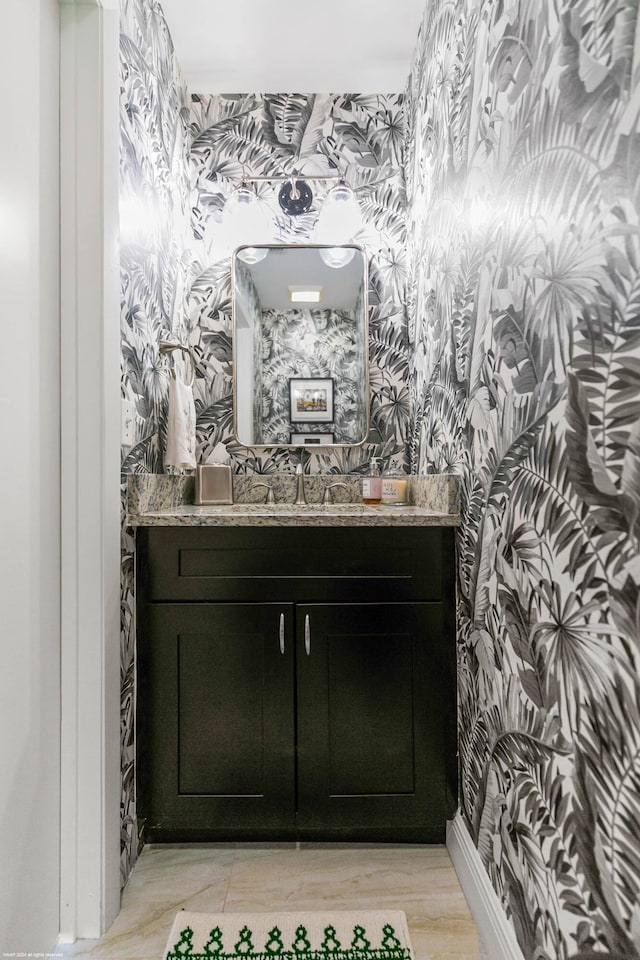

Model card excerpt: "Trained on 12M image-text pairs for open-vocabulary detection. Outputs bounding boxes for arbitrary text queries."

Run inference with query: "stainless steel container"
[195,464,233,505]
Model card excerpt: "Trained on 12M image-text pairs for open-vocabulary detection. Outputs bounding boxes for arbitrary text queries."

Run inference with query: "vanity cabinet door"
[295,602,450,842]
[137,602,296,840]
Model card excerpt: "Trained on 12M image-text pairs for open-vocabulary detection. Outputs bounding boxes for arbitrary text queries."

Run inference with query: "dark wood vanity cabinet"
[136,526,456,843]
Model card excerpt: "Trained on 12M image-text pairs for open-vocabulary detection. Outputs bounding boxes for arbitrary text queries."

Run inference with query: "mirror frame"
[231,243,370,450]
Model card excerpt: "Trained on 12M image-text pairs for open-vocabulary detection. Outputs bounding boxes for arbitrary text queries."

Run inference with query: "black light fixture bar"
[220,172,347,218]
[232,173,342,185]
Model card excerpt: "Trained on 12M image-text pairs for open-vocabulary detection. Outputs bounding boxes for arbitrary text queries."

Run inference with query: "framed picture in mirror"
[290,432,335,445]
[289,378,334,423]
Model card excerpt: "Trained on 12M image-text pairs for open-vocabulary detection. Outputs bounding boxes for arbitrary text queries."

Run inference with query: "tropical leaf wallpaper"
[119,0,193,884]
[405,2,640,958]
[119,82,408,472]
[257,306,365,445]
[234,259,264,438]
[188,92,408,474]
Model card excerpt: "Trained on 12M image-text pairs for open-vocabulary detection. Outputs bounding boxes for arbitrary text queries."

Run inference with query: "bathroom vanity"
[130,477,459,844]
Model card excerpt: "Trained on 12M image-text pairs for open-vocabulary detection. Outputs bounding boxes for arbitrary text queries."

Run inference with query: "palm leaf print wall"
[188,93,408,474]
[120,87,410,475]
[119,0,193,884]
[405,2,640,958]
[257,306,364,445]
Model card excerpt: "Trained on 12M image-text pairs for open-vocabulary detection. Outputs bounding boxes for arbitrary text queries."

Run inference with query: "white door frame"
[59,0,121,940]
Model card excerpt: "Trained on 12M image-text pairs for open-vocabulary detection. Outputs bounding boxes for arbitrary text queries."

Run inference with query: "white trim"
[59,0,121,941]
[59,0,118,7]
[447,814,526,960]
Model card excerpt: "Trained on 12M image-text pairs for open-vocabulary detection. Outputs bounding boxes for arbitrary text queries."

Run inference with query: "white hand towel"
[164,374,197,471]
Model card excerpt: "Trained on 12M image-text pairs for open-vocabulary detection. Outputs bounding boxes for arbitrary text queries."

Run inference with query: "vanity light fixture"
[220,181,272,254]
[220,173,364,252]
[319,247,356,269]
[278,177,313,216]
[236,245,269,265]
[288,285,323,304]
[314,179,363,245]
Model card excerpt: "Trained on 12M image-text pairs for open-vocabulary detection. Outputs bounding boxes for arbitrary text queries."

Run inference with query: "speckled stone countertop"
[126,473,460,527]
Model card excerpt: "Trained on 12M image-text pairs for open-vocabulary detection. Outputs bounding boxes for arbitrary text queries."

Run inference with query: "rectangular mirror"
[232,244,369,448]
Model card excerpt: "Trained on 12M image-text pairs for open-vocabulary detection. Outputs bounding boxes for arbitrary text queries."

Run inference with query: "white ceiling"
[246,246,364,310]
[160,0,426,93]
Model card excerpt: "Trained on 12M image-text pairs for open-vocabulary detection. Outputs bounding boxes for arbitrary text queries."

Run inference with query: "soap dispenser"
[361,458,382,504]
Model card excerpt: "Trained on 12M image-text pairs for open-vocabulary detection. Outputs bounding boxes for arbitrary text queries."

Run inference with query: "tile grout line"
[221,847,238,912]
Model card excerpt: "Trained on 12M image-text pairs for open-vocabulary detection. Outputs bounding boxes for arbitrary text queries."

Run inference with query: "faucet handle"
[254,481,276,504]
[323,481,348,504]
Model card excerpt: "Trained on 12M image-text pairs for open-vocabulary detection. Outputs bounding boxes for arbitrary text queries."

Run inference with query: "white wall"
[59,0,121,938]
[0,0,61,952]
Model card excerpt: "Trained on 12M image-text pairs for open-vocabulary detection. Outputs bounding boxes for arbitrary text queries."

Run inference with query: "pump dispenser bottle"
[361,458,382,504]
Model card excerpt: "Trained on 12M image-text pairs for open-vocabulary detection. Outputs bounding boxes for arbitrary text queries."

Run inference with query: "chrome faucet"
[323,481,348,504]
[294,463,307,505]
[254,481,275,504]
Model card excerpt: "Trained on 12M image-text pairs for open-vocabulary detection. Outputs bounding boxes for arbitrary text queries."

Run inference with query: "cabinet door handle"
[279,613,285,655]
[304,614,311,656]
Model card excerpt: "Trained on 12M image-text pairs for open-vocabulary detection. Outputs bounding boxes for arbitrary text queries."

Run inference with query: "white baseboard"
[447,813,525,960]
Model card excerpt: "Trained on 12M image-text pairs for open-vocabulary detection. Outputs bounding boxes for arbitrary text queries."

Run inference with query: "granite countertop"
[126,473,460,528]
[129,502,460,527]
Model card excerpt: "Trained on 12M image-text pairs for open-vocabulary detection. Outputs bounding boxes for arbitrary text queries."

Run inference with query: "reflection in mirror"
[233,245,369,448]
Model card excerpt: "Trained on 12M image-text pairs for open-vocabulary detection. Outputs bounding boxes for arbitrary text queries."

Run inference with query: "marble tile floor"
[58,845,480,960]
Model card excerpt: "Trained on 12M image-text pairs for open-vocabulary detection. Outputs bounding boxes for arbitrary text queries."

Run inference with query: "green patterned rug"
[163,910,414,960]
